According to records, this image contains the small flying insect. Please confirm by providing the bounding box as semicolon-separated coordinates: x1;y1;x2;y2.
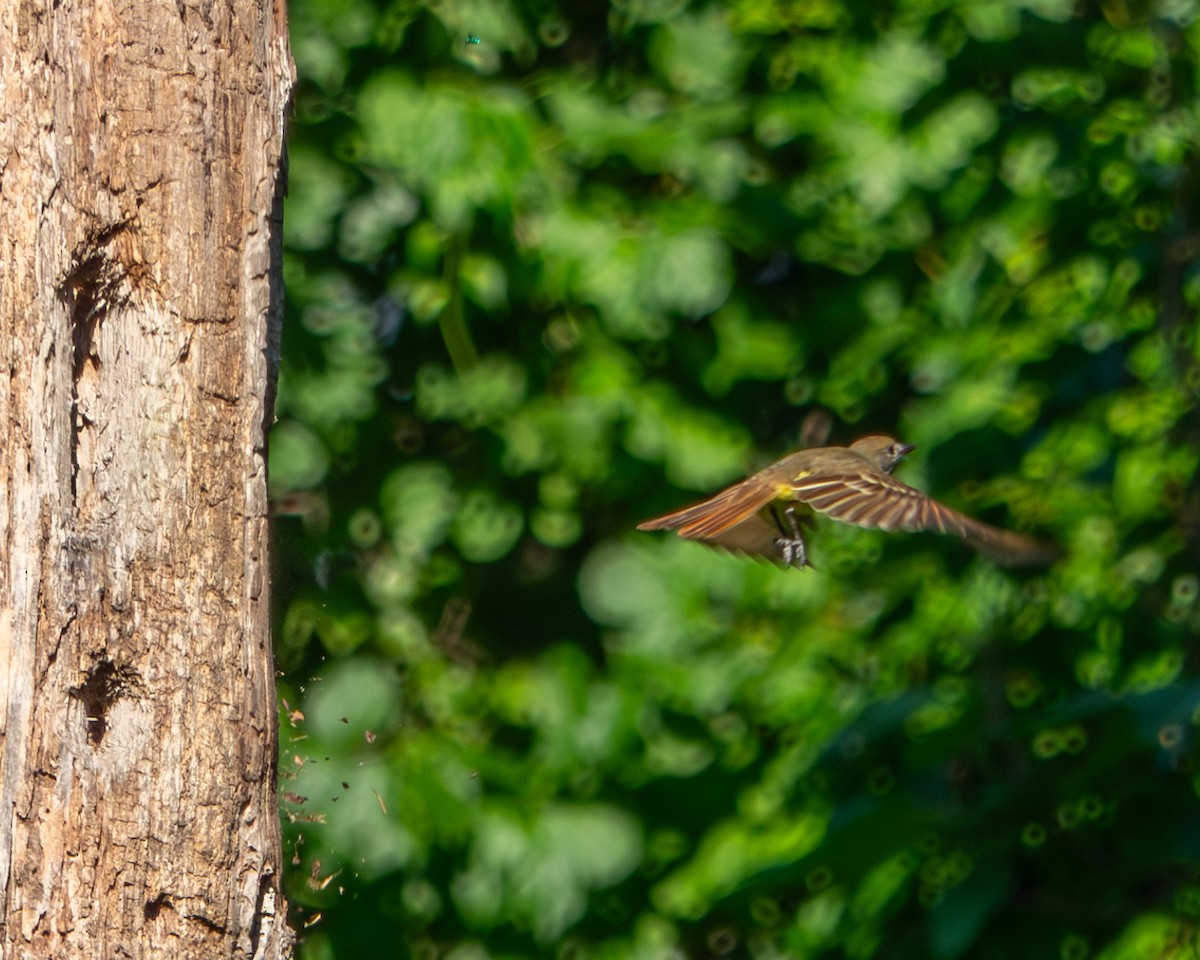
466;35;481;45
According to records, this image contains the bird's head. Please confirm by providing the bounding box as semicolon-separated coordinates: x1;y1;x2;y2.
848;434;915;474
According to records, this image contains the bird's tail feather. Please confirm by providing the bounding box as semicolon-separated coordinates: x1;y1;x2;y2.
637;480;778;540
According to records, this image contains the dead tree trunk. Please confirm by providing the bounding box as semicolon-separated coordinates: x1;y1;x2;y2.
0;1;293;957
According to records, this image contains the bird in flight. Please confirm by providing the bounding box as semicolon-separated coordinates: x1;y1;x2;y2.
637;435;1059;568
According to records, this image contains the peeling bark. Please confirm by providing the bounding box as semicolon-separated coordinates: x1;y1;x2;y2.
0;1;294;957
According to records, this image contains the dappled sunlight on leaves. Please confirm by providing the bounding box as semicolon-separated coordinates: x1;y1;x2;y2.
276;0;1200;956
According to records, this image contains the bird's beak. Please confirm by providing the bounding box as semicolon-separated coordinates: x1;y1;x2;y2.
897;443;915;457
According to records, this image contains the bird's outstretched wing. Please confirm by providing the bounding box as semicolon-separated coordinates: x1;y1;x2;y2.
790;469;970;534
790;469;1060;567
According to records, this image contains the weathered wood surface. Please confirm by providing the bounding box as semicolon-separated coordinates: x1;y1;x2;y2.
0;1;293;956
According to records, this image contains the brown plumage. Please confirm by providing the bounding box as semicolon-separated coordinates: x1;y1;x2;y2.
637;435;1060;569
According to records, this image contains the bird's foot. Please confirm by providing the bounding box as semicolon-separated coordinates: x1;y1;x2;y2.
774;534;809;568
774;506;809;568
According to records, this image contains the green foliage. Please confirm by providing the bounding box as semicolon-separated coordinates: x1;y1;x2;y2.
275;1;1200;958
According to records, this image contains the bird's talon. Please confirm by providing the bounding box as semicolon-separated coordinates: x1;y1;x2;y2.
774;535;808;568
771;506;810;567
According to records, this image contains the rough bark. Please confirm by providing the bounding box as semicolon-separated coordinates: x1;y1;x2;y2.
0;1;293;957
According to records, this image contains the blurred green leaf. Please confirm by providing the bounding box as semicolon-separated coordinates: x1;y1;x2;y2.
276;2;1200;958
269;420;330;494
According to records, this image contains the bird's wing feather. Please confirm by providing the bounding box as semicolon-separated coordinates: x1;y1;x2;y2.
790;469;1061;566
957;519;1065;567
790;470;973;535
703;514;791;561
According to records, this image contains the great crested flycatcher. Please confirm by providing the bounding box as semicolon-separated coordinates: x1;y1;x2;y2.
637;434;1059;568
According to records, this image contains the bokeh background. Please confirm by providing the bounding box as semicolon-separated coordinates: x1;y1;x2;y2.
272;2;1200;957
